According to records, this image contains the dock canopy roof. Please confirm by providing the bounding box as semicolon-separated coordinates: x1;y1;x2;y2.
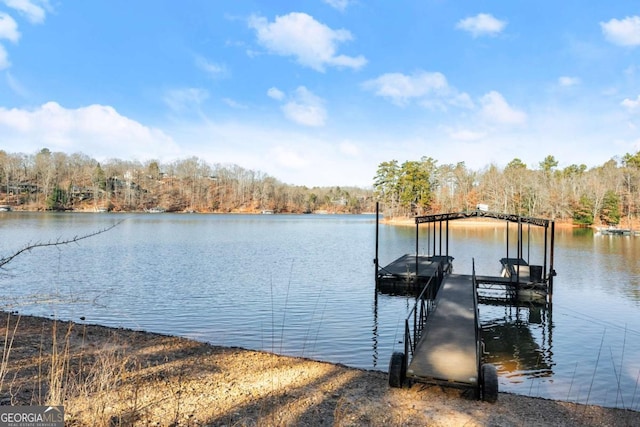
414;210;552;228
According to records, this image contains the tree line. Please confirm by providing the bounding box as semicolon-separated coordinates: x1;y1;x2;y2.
2;148;640;227
373;152;640;227
0;149;372;214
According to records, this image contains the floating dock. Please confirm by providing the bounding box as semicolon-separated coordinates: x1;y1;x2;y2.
596;227;635;236
376;254;452;294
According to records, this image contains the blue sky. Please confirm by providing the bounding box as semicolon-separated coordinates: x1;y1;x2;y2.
1;1;640;187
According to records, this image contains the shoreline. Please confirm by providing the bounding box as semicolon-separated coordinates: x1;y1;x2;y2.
2;208;632;231
1;312;638;426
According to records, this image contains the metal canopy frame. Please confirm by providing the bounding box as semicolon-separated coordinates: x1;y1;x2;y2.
413;210;556;293
415;210;552;228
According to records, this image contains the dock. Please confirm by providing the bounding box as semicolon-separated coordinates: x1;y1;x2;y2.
407;274;478;386
596;227;635;236
375;208;556;303
378;206;557;402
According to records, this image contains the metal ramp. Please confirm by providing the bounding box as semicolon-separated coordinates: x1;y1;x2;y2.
407;274;478;386
388;263;498;402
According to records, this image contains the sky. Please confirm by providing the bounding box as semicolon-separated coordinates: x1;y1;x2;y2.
1;1;640;187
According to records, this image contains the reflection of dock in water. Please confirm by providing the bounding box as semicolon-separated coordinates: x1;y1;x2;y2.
481;303;553;380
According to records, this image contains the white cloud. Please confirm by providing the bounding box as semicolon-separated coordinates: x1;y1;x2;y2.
0;44;9;69
323;0;350;12
449;129;486;141
0;102;180;160
1;0;49;24
621;95;640;110
0;12;20;42
0;1;50;70
195;55;228;78
479;91;527;125
248;12;366;72
601;16;640;47
456;13;506;38
163;88;209;112
267;87;285;100
269;146;309;170
449;92;475;109
222;98;247;109
339;140;360;156
6;70;28;96
362;71;448;105
166;120;372;186
558;76;581;87
281;86;327;127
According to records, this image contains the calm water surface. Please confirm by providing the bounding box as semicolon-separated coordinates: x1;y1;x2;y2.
0;212;639;410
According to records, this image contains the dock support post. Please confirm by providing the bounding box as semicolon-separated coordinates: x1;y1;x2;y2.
526;223;531;264
506;220;510;264
549;221;555;300
375;202;379;289
432;222;436;256
415;220;419;280
515;218;522;300
446;220;450;258
543;223;549;284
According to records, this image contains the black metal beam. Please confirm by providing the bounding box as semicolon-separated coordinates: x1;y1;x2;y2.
415;210;551;228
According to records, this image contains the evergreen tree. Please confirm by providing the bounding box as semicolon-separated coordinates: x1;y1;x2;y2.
93;163;107;191
573;195;594;226
46;186;68;210
600;190;621;226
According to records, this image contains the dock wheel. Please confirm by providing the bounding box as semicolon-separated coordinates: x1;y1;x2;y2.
481;363;498;403
388;352;406;388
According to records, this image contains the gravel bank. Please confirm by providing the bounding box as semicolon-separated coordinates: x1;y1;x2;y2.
1;313;638;426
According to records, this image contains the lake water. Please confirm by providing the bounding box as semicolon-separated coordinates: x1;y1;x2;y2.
0;212;639;410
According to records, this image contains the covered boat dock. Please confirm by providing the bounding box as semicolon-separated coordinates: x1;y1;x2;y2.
379;208;557;402
375;209;556;304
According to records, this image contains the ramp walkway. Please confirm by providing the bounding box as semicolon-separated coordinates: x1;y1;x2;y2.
407;274;479;385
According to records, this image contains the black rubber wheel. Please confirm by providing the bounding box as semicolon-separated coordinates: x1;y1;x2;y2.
388;351;406;388
481;363;498;403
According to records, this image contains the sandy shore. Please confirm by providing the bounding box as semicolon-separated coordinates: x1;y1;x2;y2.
0;313;638;426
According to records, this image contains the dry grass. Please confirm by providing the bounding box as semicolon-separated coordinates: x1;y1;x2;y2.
1;312;638;426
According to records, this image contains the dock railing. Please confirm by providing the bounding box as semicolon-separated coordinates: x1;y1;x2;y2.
403;273;438;364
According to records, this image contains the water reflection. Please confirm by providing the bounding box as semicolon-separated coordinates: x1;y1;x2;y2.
571;227;593;238
372;292;379;367
481;302;554;383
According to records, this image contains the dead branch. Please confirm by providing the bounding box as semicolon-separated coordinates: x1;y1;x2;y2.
0;220;123;269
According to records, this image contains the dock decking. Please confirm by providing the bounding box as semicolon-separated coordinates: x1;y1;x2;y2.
407;274;478;386
376;254;452;293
